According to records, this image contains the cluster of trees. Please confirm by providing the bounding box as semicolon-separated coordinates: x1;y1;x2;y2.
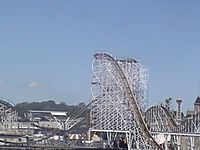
14;100;86;117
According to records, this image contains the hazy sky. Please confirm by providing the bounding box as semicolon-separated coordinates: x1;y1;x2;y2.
0;1;200;111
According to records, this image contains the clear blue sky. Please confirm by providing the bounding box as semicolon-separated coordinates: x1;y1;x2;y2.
0;1;200;111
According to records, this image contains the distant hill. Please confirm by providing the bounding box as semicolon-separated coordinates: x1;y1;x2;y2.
14;100;86;118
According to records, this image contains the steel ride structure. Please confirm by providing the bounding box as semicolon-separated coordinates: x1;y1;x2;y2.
145;103;200;149
90;53;200;150
34;112;85;131
1;53;200;149
90;53;162;149
0;97;17;133
0;98;87;146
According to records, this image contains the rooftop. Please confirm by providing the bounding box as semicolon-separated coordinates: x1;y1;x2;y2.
195;96;200;104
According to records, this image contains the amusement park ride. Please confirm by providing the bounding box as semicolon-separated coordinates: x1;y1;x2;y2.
0;53;200;149
90;53;200;150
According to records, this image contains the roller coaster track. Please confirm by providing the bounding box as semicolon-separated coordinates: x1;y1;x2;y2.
0;97;17;134
94;53;163;149
160;105;179;127
180;111;200;133
145;105;179;133
0;103;91;145
0;97;15;110
146;104;200;134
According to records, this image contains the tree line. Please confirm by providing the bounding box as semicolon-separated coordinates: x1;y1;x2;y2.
14;100;86;118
